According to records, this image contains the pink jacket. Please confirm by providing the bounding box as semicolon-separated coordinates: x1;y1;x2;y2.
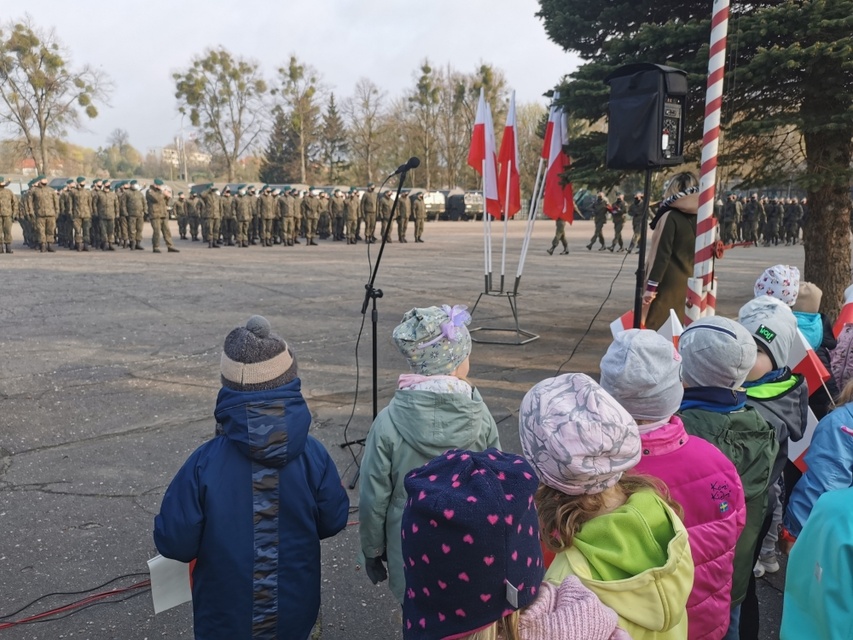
634;416;746;640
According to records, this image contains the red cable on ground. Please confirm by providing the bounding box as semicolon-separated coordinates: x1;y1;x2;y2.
0;580;151;630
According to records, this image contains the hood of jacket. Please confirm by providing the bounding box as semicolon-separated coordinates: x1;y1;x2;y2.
387;386;491;458
213;379;311;468
547;490;693;635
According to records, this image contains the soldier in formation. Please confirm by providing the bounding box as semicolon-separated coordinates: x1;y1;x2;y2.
345;188;359;244
331;189;346;241
608;192;627;252
396;191;409;243
411;191;427;243
146;178;179;253
784;198;803;245
586;192;608;251
626;192;645;254
378;190;394;242
0;177;18;254
360;183;377;242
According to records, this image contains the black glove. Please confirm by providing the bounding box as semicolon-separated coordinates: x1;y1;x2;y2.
364;555;388;585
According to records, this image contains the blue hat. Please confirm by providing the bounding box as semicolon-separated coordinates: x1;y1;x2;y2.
154;178;164;186
401;449;544;639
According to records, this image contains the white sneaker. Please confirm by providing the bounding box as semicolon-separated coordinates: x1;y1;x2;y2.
758;553;780;574
753;560;766;578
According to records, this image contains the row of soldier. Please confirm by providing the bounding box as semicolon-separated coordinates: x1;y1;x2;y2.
0;178;430;254
169;183;429;248
718;194;806;246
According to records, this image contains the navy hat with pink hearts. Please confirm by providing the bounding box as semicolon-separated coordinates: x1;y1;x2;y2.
401;448;544;639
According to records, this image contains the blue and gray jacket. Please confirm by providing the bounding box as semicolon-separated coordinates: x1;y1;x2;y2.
154;380;349;640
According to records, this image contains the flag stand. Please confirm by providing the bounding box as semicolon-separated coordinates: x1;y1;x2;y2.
468;289;539;345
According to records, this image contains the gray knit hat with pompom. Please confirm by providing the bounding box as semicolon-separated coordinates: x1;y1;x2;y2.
220;315;298;391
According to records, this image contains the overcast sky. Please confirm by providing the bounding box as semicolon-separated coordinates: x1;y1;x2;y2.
2;0;580;154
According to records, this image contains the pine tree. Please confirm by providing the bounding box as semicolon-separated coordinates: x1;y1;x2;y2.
320;94;349;183
259;107;290;184
539;0;853;315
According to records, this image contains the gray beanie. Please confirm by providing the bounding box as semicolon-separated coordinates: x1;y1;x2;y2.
600;329;684;422
738;296;798;370
678;316;757;389
220;315;298;391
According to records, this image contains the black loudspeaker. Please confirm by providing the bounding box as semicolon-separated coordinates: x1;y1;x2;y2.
604;63;688;170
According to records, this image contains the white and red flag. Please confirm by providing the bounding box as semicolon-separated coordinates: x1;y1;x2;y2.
467;88;501;218
542;101;574;222
497;91;521;218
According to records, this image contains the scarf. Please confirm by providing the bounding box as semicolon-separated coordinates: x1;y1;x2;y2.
680;386;747;413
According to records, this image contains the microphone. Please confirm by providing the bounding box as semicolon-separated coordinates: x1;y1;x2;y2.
392;157;420;176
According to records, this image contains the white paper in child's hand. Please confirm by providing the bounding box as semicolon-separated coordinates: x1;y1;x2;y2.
147;554;192;614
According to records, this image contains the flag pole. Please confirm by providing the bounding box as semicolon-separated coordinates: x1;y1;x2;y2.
483;159;494;292
500;160;511;294
481;161;489;294
514;157;545;295
686;0;729;323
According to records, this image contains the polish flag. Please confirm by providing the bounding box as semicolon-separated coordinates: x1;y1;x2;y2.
788;328;831;397
467;88;501;218
542;101;574;222
497;91;521;218
610;310;635;338
834;284;853;337
788;407;819;473
657;309;684;349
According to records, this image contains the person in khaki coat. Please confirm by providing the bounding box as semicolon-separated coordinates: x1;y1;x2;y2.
0;177;18;254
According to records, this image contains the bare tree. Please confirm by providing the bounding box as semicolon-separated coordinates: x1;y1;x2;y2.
0;16;110;175
344;78;387;184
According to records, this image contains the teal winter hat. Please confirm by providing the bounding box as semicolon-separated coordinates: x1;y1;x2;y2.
393;305;472;376
154;178;164;186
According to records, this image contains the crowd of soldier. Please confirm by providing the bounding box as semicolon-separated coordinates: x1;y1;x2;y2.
0;178;431;255
576;191;807;257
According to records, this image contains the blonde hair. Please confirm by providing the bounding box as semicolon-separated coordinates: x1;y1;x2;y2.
837;378;853;406
456;612;521;640
537;474;684;552
662;172;698;199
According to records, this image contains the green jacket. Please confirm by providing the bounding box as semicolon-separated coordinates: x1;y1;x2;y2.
358;385;500;602
545;490;694;640
679;406;778;605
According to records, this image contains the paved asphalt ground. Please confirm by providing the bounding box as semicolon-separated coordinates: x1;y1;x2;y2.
0;219;790;639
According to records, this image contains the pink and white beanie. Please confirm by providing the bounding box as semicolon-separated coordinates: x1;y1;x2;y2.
754;264;801;306
519;373;641;496
401;448;544;639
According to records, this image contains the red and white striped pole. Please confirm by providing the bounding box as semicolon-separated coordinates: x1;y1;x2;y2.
686;0;730;323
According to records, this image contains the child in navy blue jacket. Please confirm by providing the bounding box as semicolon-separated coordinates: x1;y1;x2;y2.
154;316;349;640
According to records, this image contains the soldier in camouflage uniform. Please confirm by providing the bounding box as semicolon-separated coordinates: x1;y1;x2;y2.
90;180;103;250
98;180;118;250
608;193;627;252
32;176;58;252
330;189;345;241
720;194;741;245
221;186;237;246
174;192;188;239
124;180;147;250
360;183;378;242
147;179;178;253
301;189;319;246
18;180;35;249
586;192;608;251
188;192;201;241
396;191;410;243
234;187;252;247
626;193;644;254
345;189;359;244
412;191;426;243
378;190;394;242
547;219;569;255
742;194;763;245
763;197;782;246
0;177;17;254
116;183;129;247
317;192;331;239
784;198;803;245
69;177;93;251
288;189;301;245
58;180;73;248
201;185;222;248
258;185;276;246
276;188;289;245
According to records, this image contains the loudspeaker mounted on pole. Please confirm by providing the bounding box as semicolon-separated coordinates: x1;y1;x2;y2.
604;63;688;170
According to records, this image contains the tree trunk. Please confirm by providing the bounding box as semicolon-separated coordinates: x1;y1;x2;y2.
802;127;853;319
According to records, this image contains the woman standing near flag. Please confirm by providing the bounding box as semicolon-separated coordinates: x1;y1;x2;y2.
642;172;699;330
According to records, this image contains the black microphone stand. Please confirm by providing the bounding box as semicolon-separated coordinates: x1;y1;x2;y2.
341;164;413;489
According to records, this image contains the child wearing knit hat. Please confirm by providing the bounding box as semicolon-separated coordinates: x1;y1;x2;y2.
677;316;778;640
519;373;694;640
601;330;746;640
154;316;349;640
359;304;500;603
738;297;808;585
401;448;630;640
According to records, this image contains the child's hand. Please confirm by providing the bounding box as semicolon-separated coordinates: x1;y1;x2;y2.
365;555;388;584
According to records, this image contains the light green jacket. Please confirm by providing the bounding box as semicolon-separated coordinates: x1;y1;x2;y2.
358;386;500;602
546;490;694;640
